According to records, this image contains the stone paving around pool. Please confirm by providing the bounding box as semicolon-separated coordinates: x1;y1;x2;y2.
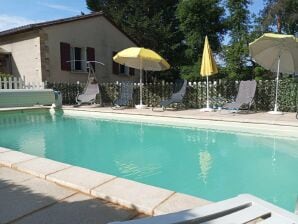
0;147;211;224
62;106;298;127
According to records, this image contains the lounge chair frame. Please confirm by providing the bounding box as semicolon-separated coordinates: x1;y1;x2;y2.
109;194;298;224
112;81;134;109
222;80;257;113
153;79;187;111
75;63;101;106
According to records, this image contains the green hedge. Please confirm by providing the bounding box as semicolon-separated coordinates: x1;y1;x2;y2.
46;82;84;105
46;79;298;112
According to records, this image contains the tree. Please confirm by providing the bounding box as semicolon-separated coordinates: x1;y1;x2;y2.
260;0;298;34
176;0;226;80
222;0;252;80
86;0;185;81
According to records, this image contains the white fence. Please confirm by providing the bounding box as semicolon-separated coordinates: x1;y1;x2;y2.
0;77;45;90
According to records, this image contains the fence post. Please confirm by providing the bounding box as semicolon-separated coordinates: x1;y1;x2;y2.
3;77;7;89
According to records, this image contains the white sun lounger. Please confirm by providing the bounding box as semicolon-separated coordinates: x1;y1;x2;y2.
0;89;55;107
76;81;99;105
109;194;298;224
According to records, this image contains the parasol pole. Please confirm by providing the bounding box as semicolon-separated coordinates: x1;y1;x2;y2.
274;55;280;113
206;75;210;109
139;58;143;106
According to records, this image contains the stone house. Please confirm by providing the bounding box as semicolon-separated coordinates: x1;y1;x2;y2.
0;12;139;84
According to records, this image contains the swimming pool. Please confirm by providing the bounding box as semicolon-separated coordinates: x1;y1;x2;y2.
0;109;297;211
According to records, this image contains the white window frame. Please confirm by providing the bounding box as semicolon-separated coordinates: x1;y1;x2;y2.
70;46;87;73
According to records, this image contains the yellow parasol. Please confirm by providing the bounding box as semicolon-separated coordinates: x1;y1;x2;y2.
200;36;218;112
113;47;170;109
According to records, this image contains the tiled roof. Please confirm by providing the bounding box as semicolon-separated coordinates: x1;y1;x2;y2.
0;12;104;37
0;12;138;45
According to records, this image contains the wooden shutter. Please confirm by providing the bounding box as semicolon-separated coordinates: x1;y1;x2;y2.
112;51;119;75
60;42;71;71
87;47;95;72
129;68;135;76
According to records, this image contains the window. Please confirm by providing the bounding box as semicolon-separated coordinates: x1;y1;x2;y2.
87;47;95;72
60;42;95;73
120;64;125;74
74;47;82;71
112;51;135;76
71;47;87;72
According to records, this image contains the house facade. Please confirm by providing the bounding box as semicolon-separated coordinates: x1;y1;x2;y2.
0;12;139;84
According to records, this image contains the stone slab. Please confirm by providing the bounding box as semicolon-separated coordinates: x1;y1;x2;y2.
14;193;137;224
0;167;34;189
0;147;10;153
0;177;75;223
14;157;71;179
154;192;211;215
91;178;174;215
47;166;115;194
0;150;36;167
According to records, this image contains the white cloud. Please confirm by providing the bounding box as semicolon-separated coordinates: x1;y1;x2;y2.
38;2;80;13
0;15;38;31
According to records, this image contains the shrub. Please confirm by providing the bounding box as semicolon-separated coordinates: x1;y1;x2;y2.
46;79;298;112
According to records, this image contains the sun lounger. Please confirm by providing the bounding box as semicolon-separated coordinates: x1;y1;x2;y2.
0;89;55;107
223;80;257;112
109;194;298;224
154;79;187;111
75;79;100;106
113;81;134;109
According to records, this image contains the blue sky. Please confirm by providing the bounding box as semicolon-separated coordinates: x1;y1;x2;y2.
0;0;265;31
0;0;89;31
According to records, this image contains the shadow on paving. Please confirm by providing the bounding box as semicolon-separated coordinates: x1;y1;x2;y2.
0;177;138;224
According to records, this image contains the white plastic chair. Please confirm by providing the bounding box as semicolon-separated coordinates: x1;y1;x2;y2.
109;194;298;224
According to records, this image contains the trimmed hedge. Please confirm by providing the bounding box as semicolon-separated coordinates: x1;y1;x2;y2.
46;79;298;112
46;82;84;105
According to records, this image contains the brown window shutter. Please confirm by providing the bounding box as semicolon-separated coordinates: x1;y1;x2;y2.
87;47;95;72
60;42;71;71
129;68;135;76
112;51;119;75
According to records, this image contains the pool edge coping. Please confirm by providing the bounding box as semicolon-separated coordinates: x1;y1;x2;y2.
0;147;212;215
1;106;298;128
62;108;298;138
62;107;298;128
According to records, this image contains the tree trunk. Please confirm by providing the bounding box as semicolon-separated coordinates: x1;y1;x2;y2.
277;14;282;33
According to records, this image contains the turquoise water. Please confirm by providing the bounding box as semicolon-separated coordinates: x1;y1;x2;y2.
0;110;298;211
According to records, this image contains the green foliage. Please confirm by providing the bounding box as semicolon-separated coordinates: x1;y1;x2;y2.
87;0;185;80
48;80;298;112
180;63;200;81
260;0;298;34
0;72;11;79
176;0;226;64
86;0;297;82
222;0;252;80
46;82;84;105
253;66;267;80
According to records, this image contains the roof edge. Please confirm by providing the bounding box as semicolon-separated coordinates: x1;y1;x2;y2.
0;12;139;46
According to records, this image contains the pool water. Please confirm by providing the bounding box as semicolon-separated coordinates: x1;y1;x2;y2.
0;110;297;211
